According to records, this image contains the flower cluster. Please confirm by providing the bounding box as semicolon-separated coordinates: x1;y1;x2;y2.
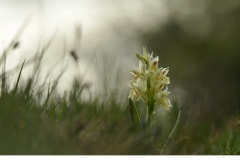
129;47;172;111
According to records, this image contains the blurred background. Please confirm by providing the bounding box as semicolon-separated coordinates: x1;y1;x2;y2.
0;0;169;95
0;0;240;132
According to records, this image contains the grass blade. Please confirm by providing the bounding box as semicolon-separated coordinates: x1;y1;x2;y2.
158;110;181;152
1;50;7;96
13;59;26;94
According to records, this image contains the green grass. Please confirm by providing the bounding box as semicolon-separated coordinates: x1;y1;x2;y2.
0;43;239;155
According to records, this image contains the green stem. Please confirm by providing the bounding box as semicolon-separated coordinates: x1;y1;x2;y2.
146;77;155;132
146;108;151;124
146;99;154;132
146;111;152;132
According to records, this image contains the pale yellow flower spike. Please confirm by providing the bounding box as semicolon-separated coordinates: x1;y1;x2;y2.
129;47;172;112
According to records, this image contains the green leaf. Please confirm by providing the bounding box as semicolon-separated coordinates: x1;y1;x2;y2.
129;98;142;128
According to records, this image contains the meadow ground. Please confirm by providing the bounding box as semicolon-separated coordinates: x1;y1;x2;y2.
0;49;239;155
